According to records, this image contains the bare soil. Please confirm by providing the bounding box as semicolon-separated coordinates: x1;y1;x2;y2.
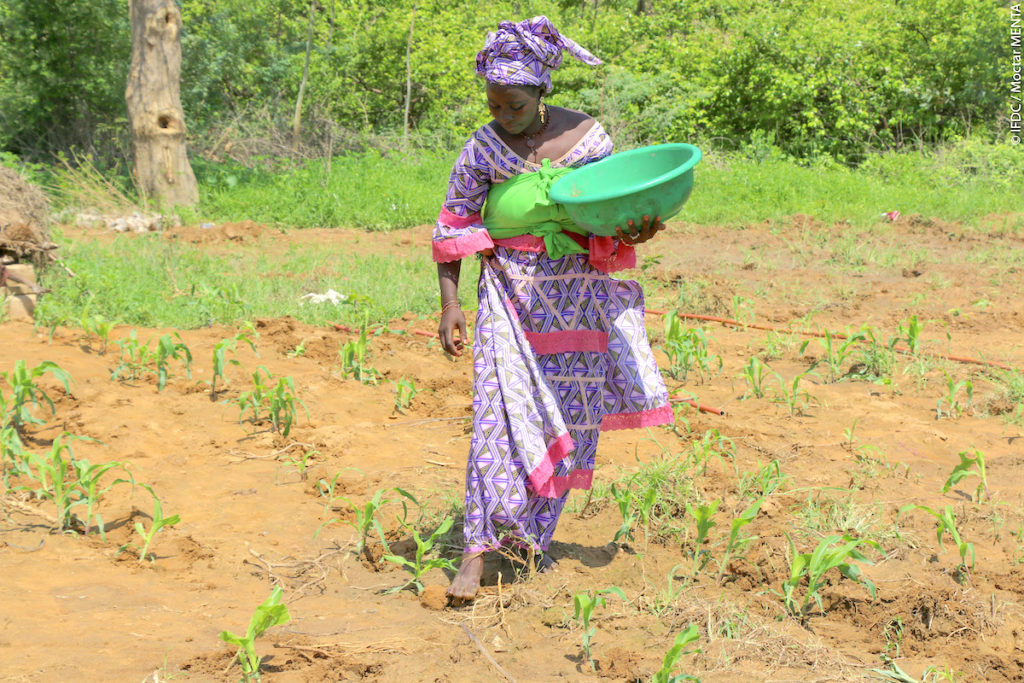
2;216;1024;682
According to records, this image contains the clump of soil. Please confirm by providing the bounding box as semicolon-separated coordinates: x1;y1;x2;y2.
0;166;53;270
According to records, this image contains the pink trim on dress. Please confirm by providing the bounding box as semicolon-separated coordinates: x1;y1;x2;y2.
525;330;609;354
493;235;547;252
438;207;483;230
526;432;574;496
432;229;495;262
600;403;674;431
534;469;594;497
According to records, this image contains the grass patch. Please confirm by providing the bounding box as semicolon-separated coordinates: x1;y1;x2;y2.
35;229;478;329
173;138;1024;232
184;150;453;231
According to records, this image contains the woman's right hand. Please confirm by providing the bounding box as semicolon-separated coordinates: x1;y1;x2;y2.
439;306;467;357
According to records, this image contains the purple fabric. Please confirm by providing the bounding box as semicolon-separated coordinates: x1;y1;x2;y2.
475;16;601;91
434;121;670;555
462;246;670;553
432;121;612;250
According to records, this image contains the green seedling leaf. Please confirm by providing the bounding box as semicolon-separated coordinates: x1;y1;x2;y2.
219;586;291;680
652;624;702;683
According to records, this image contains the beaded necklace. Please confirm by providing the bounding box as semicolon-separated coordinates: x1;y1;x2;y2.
520;102;550;148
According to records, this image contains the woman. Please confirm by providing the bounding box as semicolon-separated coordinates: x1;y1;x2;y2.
433;16;671;600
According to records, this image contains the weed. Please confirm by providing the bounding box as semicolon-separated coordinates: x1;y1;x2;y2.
606;449;697;546
899;504;974;581
819;329;866;382
1;360;73;432
731;295;754;323
851;326;898;385
383;516;457;594
651;624;701;683
985;369;1024;426
761;331;796;361
661;315;721;383
573;587;626;670
935;372;973;420
941;449;987;503
391;377;421;414
219;586;291;682
737;460;788;501
687;429;736;477
882;616;906;660
775;533;880;623
771;367;820;416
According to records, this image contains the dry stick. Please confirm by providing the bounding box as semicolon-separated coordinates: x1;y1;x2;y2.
649;309;1017;371
460;624;516;683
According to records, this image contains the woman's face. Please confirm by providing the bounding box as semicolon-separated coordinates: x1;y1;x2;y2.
486;83;541;135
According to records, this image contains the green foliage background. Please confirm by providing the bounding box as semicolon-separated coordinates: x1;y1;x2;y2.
0;0;1012;163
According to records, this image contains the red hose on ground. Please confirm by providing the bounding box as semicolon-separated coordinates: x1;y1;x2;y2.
646;309;1016;372
671;398;725;416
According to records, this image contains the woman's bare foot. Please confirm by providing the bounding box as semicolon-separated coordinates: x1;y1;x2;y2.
447;552;485;600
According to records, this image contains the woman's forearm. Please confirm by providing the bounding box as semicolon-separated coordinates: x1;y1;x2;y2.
437;260;462;305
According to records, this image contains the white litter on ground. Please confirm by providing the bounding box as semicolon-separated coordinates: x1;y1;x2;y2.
299;289;349;306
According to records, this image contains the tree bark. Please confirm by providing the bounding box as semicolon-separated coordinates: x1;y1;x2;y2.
293;0;317;156
402;3;417;149
126;0;198;208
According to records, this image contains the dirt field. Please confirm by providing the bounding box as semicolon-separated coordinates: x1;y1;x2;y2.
2;216;1024;682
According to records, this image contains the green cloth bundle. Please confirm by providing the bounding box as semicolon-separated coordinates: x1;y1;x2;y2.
483;159;589;260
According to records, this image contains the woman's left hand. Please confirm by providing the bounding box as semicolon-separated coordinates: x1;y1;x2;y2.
615;214;664;246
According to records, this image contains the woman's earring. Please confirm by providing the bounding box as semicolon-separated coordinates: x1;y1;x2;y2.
537;101;548;125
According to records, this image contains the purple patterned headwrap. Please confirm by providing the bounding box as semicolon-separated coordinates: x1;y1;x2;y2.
475;16;602;92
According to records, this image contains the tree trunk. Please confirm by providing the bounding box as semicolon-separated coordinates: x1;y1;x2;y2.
126;0;198;208
293;0;317;156
402;3;416;149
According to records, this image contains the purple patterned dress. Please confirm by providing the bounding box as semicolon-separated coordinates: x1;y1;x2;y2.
433;122;671;555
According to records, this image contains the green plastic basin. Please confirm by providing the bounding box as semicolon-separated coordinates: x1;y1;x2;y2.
549;143;702;236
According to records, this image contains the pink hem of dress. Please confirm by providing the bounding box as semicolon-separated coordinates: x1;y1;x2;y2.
432;229;495;262
525;330;609;354
526;432;574;496
532;468;594;498
600;403;674;431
